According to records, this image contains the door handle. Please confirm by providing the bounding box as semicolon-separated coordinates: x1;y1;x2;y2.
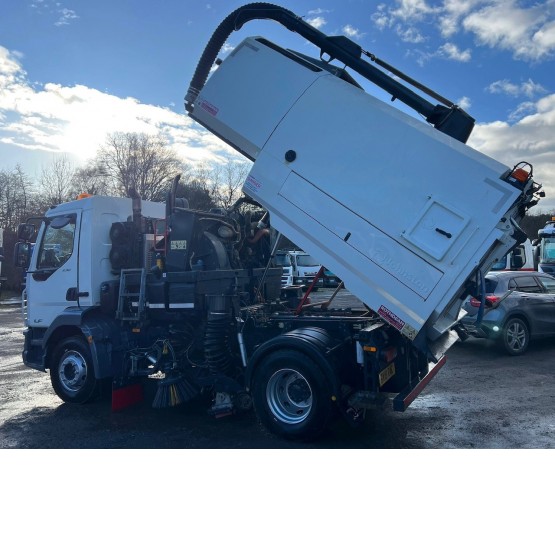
66;288;89;301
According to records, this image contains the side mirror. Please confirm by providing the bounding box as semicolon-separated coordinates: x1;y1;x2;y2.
13;242;31;269
17;223;36;241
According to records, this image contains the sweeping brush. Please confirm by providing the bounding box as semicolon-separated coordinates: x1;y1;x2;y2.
152;373;199;409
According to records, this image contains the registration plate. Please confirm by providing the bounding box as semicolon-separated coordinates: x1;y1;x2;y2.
379;363;396;387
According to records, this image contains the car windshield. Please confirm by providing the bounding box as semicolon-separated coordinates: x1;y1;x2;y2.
540;238;555;263
297;254;319;266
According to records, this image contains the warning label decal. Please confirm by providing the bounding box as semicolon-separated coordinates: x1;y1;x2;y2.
245;174;262;193
199;100;218;117
377;305;405;332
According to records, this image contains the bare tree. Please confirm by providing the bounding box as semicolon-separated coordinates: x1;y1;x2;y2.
95;132;183;201
69;161;112;197
38;156;75;206
206;157;251;209
0;165;33;231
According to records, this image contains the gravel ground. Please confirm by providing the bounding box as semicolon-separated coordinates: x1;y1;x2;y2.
1;293;555;449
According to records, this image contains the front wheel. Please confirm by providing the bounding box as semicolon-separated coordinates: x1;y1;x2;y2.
50;336;98;403
500;317;529;356
252;349;334;440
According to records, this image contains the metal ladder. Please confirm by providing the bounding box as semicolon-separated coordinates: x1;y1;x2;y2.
116;268;146;321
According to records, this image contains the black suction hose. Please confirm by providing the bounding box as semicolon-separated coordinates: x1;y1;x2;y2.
185;3;294;112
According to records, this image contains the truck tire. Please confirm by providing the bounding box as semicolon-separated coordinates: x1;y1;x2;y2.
252;349;334;440
50;336;98;403
500;317;529;356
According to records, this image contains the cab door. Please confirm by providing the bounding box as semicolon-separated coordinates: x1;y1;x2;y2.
27;211;81;328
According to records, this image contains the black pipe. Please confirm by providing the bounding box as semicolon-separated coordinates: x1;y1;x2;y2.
166;173;181;220
128;187;143;232
185;3;475;142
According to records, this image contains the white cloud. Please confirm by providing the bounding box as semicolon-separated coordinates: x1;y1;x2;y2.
411;42;470;65
372;1;436;42
342;24;364;40
30;2;80;27
371;5;390;30
55;8;78;26
458;96;472;111
221;42;234;54
306;16;326;29
0;45;235;167
437;42;471;62
396;25;427;43
508;101;537;122
373;1;555;61
438;0;484;38
468;93;555;211
463;1;555;61
308;8;332;16
390;0;438;22
487;79;546;98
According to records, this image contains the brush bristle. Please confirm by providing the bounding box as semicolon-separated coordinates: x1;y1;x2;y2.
152;375;199;409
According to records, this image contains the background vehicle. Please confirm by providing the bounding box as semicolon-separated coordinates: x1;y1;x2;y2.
274;250;293;287
536;217;555;275
288;251;323;289
461;271;555;355
323;267;342;288
490;239;536;271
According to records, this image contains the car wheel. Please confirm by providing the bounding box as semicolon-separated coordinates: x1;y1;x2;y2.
500;317;529;356
50;336;98;403
252;349;334;440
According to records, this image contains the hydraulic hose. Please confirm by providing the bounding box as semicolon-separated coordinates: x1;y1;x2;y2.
204;296;235;377
204;314;235;376
476;269;486;327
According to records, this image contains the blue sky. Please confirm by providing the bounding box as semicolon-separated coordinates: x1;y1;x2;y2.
1;0;555;210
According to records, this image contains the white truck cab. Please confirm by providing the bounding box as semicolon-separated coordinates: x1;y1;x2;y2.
23;195;164;328
274;250;293;287
288;251;323;288
490;239;536;271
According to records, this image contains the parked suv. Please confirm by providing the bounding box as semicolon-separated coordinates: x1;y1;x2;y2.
461;271;555;355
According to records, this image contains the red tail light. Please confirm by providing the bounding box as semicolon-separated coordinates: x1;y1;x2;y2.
469;295;500;308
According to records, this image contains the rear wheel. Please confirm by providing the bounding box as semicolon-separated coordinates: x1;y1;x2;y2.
50;336;98;403
252;349;334;440
500;317;529;356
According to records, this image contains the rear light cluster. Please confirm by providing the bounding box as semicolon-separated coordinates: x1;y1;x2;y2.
469;295;501;308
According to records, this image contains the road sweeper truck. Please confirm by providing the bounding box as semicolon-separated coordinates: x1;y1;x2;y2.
13;4;543;439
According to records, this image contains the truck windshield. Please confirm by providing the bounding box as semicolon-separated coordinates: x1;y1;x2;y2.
540;238;555;264
274;254;292;266
37;215;76;269
491;255;507;271
297;254;319;266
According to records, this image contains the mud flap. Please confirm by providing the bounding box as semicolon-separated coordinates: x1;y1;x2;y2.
112;377;144;412
392;356;447;412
